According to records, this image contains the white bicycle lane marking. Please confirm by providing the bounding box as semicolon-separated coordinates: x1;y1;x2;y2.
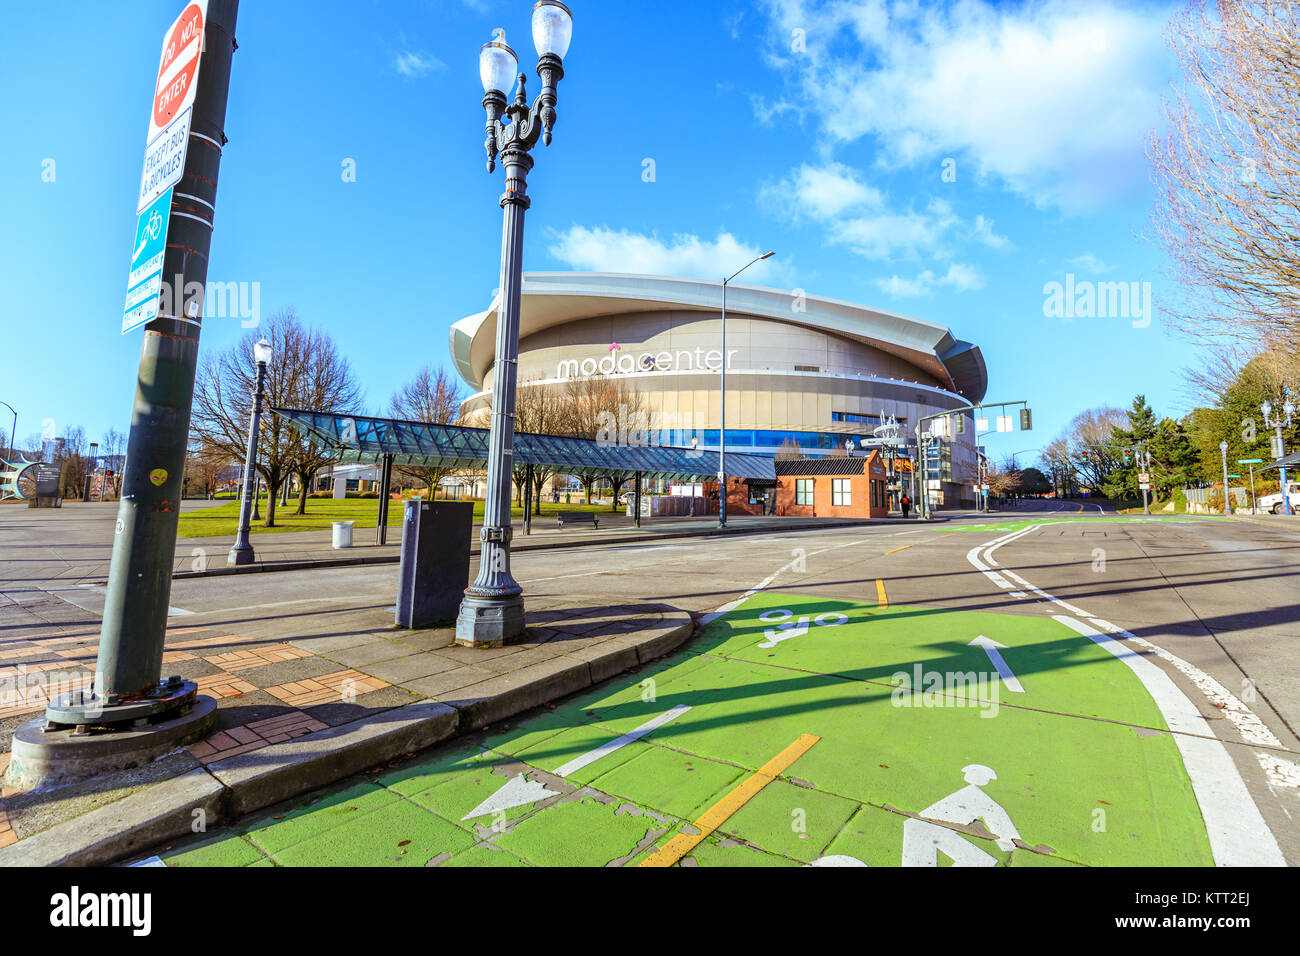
966;521;1290;867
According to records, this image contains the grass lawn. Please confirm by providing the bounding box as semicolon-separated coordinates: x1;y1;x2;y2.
176;496;615;538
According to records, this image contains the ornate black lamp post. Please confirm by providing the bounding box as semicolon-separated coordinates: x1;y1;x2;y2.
228;337;273;565
456;1;573;648
1262;397;1294;516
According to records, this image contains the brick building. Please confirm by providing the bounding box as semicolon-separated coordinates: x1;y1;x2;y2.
705;451;890;519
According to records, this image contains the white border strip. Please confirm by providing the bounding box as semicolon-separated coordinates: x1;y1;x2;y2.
1054;614;1284;867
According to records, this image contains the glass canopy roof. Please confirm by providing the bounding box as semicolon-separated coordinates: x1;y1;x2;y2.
271;408;776;481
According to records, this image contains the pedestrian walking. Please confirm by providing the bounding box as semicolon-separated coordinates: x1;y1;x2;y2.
901;494;911;518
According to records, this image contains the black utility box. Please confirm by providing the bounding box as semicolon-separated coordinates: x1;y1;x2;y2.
395;499;472;627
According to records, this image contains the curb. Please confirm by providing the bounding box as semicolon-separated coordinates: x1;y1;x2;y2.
167;516;945;581
0;612;696;867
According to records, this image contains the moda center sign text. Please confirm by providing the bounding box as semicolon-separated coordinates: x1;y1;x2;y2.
557;347;738;379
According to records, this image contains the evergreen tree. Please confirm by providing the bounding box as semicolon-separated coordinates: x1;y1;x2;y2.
1104;396;1158;500
1149;417;1203;496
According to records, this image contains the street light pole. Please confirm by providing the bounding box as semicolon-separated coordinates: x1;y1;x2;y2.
1220;440;1231;516
228;339;272;565
457;2;572;648
1262;398;1294;517
0;400;15;462
718;250;773;529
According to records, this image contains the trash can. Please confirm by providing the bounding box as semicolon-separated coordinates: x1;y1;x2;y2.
332;520;354;548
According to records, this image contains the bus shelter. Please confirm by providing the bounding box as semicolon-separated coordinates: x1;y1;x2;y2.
270;407;777;540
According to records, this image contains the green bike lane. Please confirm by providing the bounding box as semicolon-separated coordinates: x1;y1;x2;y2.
156;584;1224;868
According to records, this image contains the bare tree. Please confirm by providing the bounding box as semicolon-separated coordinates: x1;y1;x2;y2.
775;437;803;461
560;374;647;509
388;365;462;497
55;426;89;498
286;327;364;514
1043;407;1128;493
184;437;234;498
192;309;360;526
1148;0;1300;375
512;378;566;515
101;427;127;497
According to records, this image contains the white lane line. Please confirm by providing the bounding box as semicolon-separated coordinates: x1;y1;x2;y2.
999;568;1090;616
970;527;1298;790
968;522;1297;860
969;636;1025;693
462;705;691;820
555;704;691;777
1085;616;1300;792
519;569;612;584
1054;615;1285;867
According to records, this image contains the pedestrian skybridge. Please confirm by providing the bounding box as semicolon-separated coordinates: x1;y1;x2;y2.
271;408;777;482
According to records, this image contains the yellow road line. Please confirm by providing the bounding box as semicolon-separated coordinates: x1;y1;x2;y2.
884;545;911;556
638;733;820;867
876;578;888;608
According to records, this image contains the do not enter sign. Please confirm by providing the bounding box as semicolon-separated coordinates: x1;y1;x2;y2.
150;1;206;140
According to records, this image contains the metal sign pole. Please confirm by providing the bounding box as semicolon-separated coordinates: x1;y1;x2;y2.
47;0;240;728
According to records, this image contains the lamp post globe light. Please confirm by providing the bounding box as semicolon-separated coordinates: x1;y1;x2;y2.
1220;439;1231;516
228;337;273;566
718;250;774;528
457;1;573;648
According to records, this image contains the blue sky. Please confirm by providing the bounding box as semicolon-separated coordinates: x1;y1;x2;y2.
0;0;1201;465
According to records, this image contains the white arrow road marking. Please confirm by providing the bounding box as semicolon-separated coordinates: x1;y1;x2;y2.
462;704;692;820
969;636;1024;693
461;773;558;820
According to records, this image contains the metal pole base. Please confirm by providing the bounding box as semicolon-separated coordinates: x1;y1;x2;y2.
9;693;215;793
44;676;199;729
227;544;255;566
455;591;525;648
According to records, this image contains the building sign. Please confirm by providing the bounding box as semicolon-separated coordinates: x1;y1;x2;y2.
35;464;61;498
557;348;737;379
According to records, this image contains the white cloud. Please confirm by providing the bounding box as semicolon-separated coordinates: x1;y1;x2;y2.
970;214;1010;249
394;50;444;78
547;226;791;284
761;163;1004;261
760;161;883;221
758;0;1173;210
1066;252;1116;274
874;263;985;299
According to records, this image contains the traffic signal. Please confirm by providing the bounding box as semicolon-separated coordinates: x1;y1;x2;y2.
1122;449;1131;463
1020;408;1032;430
954;415;965;434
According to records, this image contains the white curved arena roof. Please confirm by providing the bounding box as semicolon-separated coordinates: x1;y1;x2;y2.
448;272;987;401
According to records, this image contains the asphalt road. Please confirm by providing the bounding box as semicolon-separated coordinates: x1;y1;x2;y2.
130;500;1300;866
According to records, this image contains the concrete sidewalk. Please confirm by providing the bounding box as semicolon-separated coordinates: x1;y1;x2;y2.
0;577;695;865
